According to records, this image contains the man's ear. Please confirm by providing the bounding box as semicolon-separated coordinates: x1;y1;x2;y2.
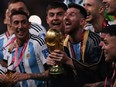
80;18;86;26
99;6;105;14
26;10;30;16
46;16;49;24
4;9;10;24
28;22;31;29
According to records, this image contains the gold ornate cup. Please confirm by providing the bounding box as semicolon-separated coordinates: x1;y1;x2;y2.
6;70;13;80
45;29;64;75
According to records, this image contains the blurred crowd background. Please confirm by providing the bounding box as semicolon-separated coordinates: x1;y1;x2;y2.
0;0;84;34
1;0;115;34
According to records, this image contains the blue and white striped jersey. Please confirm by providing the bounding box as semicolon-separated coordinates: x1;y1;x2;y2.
29;23;46;39
5;34;49;87
0;33;15;60
0;33;6;61
0;22;46;60
0;22;46;74
0;33;15;73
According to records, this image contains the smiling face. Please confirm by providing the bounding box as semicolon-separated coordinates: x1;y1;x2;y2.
46;8;65;33
83;0;103;22
63;7;84;34
102;0;116;15
11;14;30;40
6;2;29;25
102;34;116;62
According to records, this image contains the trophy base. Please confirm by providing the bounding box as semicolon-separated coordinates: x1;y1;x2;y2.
49;65;64;75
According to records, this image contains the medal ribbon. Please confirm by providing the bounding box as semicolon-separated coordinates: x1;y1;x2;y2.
110;70;115;87
5;30;10;39
104;76;108;87
104;70;115;87
2;37;16;50
12;38;29;70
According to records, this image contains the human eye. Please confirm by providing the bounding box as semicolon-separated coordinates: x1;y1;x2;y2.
70;13;76;17
104;40;108;46
14;21;19;25
58;12;64;17
22;20;27;24
10;9;17;13
86;3;92;7
49;13;54;17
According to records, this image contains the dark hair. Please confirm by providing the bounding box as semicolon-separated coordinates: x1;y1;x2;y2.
68;3;87;18
105;25;116;36
8;0;27;8
101;28;109;33
10;10;29;22
46;1;67;13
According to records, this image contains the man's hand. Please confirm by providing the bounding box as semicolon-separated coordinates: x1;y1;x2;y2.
12;72;30;83
0;74;14;87
46;50;73;66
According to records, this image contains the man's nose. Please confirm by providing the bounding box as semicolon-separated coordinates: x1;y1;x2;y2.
53;15;58;19
99;41;104;47
102;0;107;3
18;23;23;28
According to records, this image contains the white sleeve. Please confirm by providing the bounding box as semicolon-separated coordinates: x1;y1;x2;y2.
29;22;46;39
34;41;49;65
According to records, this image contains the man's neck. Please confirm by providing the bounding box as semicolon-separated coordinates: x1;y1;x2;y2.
7;25;14;35
16;39;24;47
16;36;29;47
92;16;105;33
69;28;83;43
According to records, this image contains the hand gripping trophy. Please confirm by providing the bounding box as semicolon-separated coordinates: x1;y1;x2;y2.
45;29;64;75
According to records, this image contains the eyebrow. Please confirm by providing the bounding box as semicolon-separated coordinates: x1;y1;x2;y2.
103;39;108;44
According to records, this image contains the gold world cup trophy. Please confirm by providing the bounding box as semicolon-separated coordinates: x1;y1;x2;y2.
45;29;64;75
6;70;14;79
